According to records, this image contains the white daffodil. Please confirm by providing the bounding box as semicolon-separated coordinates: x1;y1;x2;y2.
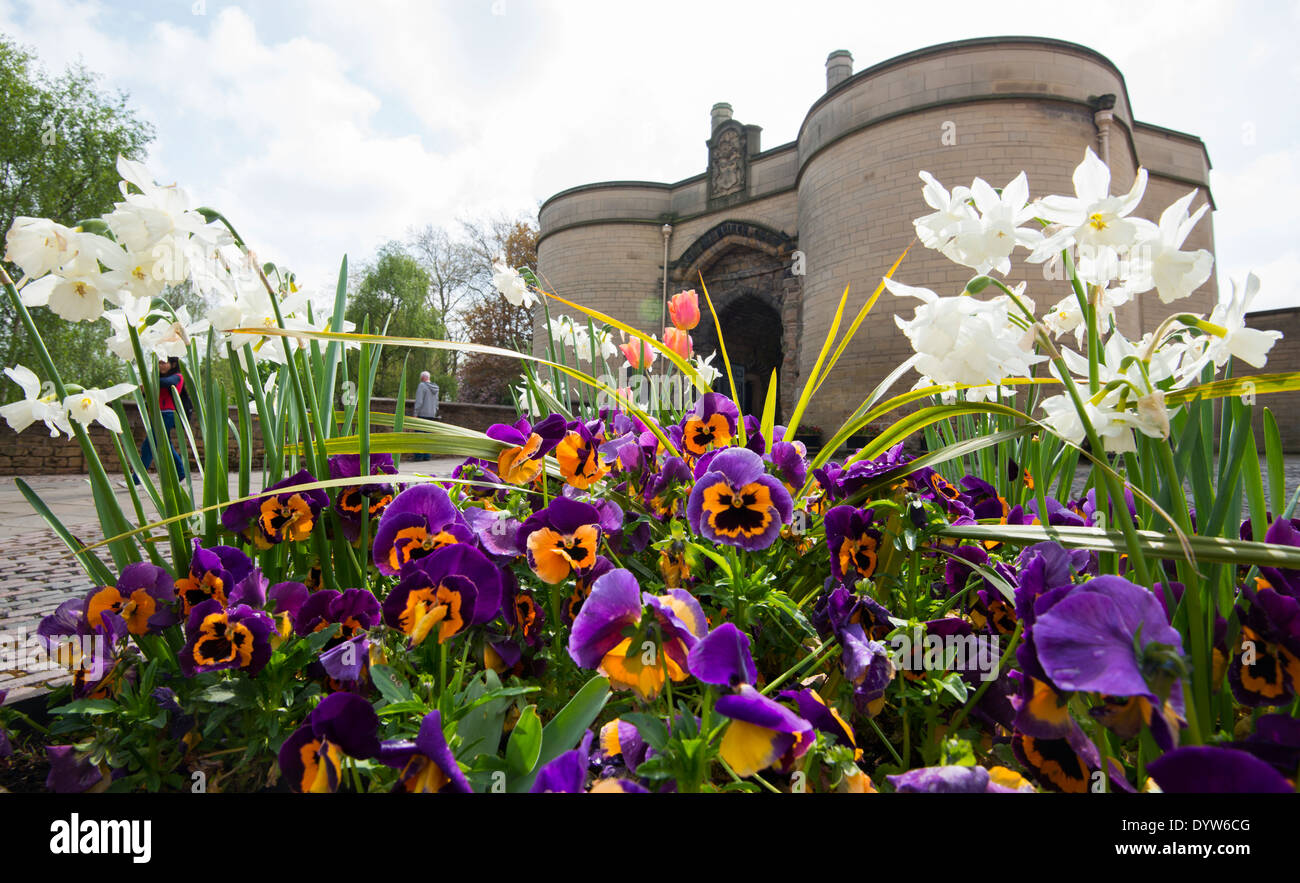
592;326;619;362
1040;284;1135;348
693;350;723;388
1039;390;1138;454
62;383;137;434
1205;273;1282;368
4;218;79;279
885;277;1045;389
948;172;1043;276
492;258;535;308
913;171;975;253
103;295;157;362
0;364;70;436
1029;148;1148;280
19;254;124;322
106;156;220;252
1123;190;1214;304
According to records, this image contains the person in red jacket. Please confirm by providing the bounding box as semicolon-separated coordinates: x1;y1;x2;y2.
136;357;191;484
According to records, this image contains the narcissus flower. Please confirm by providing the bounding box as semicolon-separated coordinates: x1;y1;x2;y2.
492;258;535;308
278;693;381;793
377;710;472;793
716;685;814;778
0;364;70;437
1205;273;1282;369
372;483;474;576
382;543;503;648
886;277;1045;389
179;600;274;677
1124;189;1214;303
687;446;793;550
668;289;701;330
62;383;137;433
85;562;177;636
947;172;1043;276
1029;147;1148;274
520;496;603;584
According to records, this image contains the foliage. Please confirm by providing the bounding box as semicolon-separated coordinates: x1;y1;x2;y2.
2;149;1300;797
0;35;154;396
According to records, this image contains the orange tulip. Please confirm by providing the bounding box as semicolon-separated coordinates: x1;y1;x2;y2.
663;327;693;359
668;289;701;330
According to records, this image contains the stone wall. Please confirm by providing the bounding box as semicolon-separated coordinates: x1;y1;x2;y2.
536;37;1219;438
1238;307;1300;453
0;398;516;475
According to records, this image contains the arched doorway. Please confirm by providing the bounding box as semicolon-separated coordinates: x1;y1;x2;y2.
672;221;800;422
693;294;782;417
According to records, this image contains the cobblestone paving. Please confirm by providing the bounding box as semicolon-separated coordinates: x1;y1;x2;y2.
0;458;462;704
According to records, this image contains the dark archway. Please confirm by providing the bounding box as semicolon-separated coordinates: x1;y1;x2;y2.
672;221;801;422
694;294;783;417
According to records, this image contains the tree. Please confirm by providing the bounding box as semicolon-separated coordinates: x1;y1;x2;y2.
0;35;155;397
406;223;476;374
345;242;455;399
456;217;538;404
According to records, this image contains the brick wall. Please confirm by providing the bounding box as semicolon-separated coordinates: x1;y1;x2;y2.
0;398;517;475
1237;307;1300;453
536;38;1219;439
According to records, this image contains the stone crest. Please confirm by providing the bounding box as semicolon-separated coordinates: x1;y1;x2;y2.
708;123;747;201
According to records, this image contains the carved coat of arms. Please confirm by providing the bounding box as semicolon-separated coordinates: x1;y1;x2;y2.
710;126;746;199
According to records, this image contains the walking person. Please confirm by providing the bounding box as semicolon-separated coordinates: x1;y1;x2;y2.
411;371;440;462
134;357;192;484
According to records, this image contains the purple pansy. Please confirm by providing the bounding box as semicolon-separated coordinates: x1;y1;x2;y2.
686;446;792;551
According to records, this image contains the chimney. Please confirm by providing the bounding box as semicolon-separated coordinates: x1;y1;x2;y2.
710;102;733;133
826;49;853;91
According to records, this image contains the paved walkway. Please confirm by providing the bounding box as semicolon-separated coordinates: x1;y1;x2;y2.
0;458;462;704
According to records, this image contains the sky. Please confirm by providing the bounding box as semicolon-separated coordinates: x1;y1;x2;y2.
2;0;1298;310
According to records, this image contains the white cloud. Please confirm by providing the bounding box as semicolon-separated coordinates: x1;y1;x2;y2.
0;0;1296;320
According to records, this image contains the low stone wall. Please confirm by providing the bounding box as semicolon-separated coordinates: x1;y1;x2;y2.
0;398;518;476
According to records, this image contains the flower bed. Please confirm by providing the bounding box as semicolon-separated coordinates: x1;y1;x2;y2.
0;150;1298;794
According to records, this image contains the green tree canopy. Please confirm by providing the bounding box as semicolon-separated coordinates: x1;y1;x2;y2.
0;34;155;397
346;242;455;399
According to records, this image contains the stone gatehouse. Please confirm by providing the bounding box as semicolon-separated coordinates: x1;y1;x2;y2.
535;36;1217;434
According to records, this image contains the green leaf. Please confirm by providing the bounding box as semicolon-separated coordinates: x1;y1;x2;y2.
48;698;118;716
509;675;609;792
370;664;415;704
506;705;543;777
621;712;670;753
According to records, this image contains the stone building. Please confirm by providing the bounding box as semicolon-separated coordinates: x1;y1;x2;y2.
535;36;1217;435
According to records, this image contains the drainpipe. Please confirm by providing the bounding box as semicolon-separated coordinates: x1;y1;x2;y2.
1090;93;1117;167
660;224;673;338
